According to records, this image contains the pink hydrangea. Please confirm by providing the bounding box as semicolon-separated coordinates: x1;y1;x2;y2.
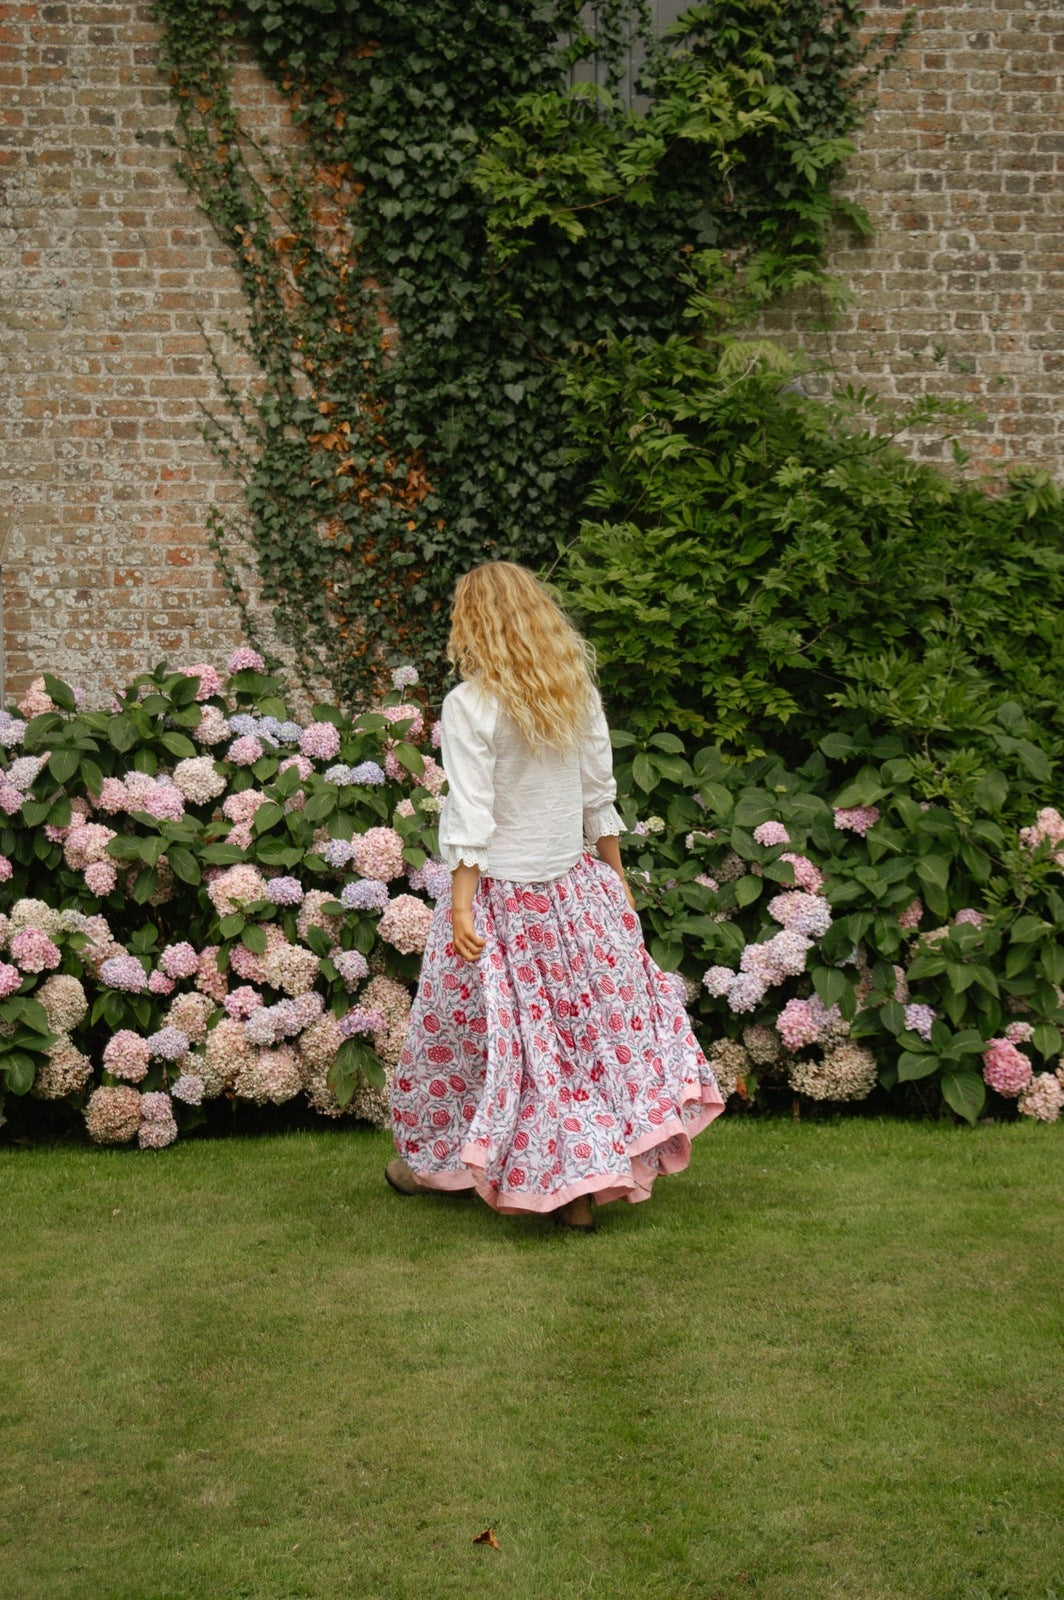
833;806;880;837
103;1030;151;1083
753;820;790;847
194;704;231;746
224;985;265;1020
194;948;228;1003
140;784;186;822
702;966;734;998
740;930;812;986
903;1003;936;1042
1004;1021;1034;1045
280;755;314;782
954;908;985;928
1017;1072;1064;1123
330;948;369;987
183;663;224;701
395;798;416;820
85;1085;142;1145
897;898;923;931
382;702;424;740
222;789;268;825
11;927;61;973
83;861;118;896
299;721;342;761
727;972;766;1015
0;962;22;998
777;998;823;1051
260;940;319;997
160;941;200;980
227;646;266;674
96;777;129;813
778;852;823;893
228;735;265;767
340;1006;388;1038
981;1037;1032;1098
148;970;176;996
63;821;116;870
352;826;406;882
207;864;268;916
767;892;832;939
0;781;24;817
416;755;447;796
18;678;54;718
391;665;419;690
173;756;226;804
1019;807;1064;852
378;893;434;955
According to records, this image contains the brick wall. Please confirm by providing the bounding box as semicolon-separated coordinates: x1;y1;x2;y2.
0;1;293;706
764;0;1064;475
0;2;1061;704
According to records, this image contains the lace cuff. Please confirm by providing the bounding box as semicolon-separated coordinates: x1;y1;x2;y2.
440;844;490;873
583;803;626;843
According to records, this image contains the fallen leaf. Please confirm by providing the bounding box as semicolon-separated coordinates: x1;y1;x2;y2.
473;1528;499;1548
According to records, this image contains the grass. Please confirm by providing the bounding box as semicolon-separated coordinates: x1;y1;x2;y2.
1;1118;1061;1600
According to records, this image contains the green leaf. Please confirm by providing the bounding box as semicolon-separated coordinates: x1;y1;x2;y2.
218;913;245;938
2;1052;37;1095
734;875;762;908
166;845;201;886
161;731;198;759
897;1050;938;1082
42;672;76;713
242;924;268;956
48;747;80;786
303;790;337;823
812;967;849;1009
1039;944;1064;986
393;741;425;779
973;770;1007;812
631;752;656;793
107;713;137;753
252;801;285;835
939;1068;985;1125
1032;1022;1062;1059
1010;915;1049;944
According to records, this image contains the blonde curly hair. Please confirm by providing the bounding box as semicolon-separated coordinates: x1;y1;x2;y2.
448;562;596;752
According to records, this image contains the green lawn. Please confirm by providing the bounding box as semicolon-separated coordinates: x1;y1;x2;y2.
1;1119;1061;1600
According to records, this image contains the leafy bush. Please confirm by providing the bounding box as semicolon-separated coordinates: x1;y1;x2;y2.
0;657;445;1146
610;725;1064;1125
559;334;1064;794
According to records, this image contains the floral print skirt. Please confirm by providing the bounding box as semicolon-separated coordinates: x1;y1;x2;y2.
390;853;724;1214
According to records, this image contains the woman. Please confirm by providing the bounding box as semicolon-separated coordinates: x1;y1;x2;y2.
386;562;723;1229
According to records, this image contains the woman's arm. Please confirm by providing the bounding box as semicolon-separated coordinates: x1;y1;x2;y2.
450;861;486;962
595;834;635;910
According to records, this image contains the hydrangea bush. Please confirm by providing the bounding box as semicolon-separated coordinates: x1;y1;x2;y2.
613;731;1064;1127
0;657;446;1148
2;658;1063;1146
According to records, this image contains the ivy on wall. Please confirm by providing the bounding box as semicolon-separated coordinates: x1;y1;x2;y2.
154;0;910;705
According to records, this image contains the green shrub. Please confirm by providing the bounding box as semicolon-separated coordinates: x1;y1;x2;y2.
559;334;1064;799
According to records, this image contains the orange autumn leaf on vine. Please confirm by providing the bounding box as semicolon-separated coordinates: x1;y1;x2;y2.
473;1528;499;1549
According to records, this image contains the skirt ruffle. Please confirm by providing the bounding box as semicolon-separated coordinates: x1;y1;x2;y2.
390;853;724;1215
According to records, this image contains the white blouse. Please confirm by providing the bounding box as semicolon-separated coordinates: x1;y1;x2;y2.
437;679;626;883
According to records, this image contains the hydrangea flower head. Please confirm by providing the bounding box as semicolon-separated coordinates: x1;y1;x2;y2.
753;821;789;847
833;806;880;837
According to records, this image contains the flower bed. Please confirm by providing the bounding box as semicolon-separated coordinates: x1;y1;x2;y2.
0;656;445;1147
1;660;1062;1145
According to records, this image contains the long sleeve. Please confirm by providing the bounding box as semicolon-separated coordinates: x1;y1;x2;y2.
580;690;626;843
437;684;499;873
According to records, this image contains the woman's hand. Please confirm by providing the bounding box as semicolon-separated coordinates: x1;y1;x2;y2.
450;863;485;961
451;905;486;963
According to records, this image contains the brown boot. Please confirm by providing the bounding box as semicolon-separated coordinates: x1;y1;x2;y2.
555;1195;596;1232
384;1157;430;1196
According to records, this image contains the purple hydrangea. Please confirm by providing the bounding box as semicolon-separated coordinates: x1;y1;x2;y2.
265;876;305;906
340;1006;387;1039
100;954;149;993
320;838;357;869
146;1027;190;1061
340;879;390;912
348;761;386;787
331;948;370;987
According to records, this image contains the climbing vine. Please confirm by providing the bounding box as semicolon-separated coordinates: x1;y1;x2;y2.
153;0;911;706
